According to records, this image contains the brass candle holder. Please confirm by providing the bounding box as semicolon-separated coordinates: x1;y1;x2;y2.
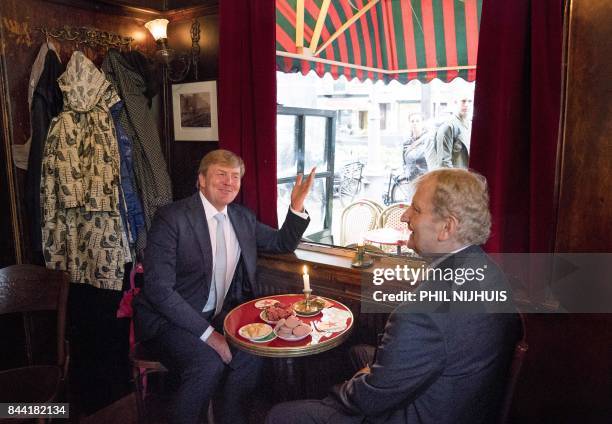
303;288;312;310
294;289;325;316
351;244;373;268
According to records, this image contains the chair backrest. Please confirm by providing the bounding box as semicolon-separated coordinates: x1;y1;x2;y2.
340;200;381;246
356;198;384;214
0;265;69;369
379;203;409;231
498;313;529;424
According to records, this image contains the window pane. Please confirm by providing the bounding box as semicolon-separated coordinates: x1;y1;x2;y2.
302;178;328;236
276;182;293;228
277;178;329;236
277;115;298;178
304;116;328;172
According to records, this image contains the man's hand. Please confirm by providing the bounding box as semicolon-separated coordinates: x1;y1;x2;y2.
206;331;232;364
290;167;316;212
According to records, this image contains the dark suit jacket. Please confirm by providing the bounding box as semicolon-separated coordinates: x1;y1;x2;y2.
133;193;309;342
330;245;520;424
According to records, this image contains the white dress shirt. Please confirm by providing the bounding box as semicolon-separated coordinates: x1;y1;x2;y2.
199;191;308;342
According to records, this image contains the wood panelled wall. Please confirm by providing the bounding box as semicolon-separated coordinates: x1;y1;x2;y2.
165;11;220;201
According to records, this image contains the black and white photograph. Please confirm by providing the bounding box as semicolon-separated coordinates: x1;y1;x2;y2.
172;80;218;141
179;92;211;128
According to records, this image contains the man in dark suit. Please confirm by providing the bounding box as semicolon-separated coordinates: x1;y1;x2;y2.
134;149;314;424
266;169;519;424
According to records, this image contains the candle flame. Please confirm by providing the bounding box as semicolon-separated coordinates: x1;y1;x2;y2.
303;265;308;275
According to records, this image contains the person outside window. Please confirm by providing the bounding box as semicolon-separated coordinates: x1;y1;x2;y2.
426;94;472;169
402;112;430;182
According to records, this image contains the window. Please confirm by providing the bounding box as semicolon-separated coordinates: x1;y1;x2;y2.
277;107;335;241
277;71;474;252
379;103;390;130
358;111;368;131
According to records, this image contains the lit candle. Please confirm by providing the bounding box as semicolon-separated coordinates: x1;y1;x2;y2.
302;265;311;291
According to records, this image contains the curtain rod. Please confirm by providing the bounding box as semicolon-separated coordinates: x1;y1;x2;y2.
276;51;476;75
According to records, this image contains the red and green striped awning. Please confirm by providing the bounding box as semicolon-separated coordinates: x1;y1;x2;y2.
276;0;482;84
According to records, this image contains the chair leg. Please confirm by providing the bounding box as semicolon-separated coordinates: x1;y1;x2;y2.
132;366;147;424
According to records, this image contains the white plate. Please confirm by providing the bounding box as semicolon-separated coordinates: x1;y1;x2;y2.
260;309;294;324
254;298;281;309
238;323;273;341
274;324;312;341
315;321;346;333
248;332;277;343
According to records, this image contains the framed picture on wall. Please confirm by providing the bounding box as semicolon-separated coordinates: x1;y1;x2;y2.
171;80;219;141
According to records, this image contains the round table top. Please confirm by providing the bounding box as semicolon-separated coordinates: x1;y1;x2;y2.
364;228;408;246
224;294;354;358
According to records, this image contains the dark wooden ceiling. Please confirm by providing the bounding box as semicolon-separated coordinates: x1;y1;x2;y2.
44;0;218;19
92;0;217;12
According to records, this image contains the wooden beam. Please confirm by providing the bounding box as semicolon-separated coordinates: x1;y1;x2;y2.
314;0;379;56
295;0;305;52
309;0;331;53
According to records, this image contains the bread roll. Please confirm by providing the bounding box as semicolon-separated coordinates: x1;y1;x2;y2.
292;324;310;337
285;316;300;328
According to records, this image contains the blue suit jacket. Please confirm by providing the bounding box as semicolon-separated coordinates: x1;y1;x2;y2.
133;193;309;342
330;245;520;424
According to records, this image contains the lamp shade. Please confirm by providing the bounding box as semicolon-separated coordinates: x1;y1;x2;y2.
145;19;169;41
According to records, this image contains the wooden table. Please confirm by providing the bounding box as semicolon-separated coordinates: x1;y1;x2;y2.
224;294;354;400
224;294;354;358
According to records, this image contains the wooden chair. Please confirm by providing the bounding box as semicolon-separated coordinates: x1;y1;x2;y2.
340;200;381;246
131;337;218;424
0;265;69;420
378;203;410;254
355;198;384;214
131;342;168;424
498;313;529;424
378;203;409;230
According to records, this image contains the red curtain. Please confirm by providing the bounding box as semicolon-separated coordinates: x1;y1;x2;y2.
470;0;563;253
218;0;278;227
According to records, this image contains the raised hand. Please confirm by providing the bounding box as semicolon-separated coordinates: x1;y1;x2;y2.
290;167;316;212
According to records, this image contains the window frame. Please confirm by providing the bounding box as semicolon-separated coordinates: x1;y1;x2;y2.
277;106;336;232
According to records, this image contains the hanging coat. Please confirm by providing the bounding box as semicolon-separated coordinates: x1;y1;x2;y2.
110;100;145;245
25;48;64;259
41;51;126;290
102;49;172;254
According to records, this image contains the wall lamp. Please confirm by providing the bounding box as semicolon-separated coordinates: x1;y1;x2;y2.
145;18;200;82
